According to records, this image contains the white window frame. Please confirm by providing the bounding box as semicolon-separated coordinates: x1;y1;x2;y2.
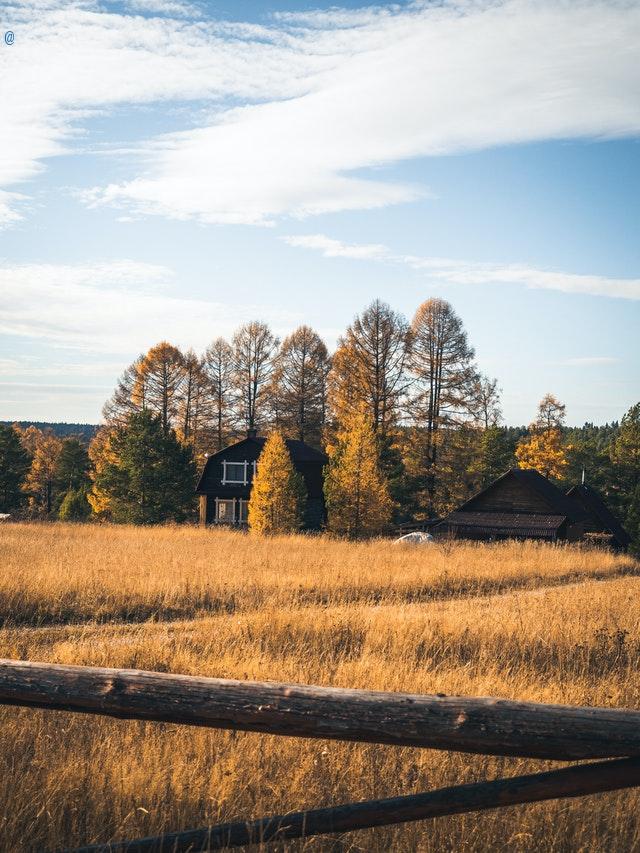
215;497;236;523
222;460;249;485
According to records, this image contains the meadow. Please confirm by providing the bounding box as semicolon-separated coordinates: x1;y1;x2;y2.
1;522;639;852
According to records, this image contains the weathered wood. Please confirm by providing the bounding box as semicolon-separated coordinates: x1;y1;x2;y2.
2;659;640;760
65;757;640;852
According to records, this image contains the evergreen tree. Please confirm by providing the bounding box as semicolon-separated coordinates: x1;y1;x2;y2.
476;426;516;485
325;409;392;539
58;489;91;522
248;431;305;535
92;411;196;524
55;438;90;494
0;424;30;513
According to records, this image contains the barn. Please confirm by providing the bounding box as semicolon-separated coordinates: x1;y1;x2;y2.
566;483;631;552
196;430;327;530
439;468;587;543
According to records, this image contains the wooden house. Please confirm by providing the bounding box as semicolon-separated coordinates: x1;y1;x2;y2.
439;468;587;543
196;430;327;530
566;483;631;552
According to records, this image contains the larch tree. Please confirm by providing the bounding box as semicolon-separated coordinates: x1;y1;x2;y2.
102;355;147;426
471;374;503;429
87;427;118;519
204;337;235;451
21;428;63;516
248;431;305;535
407;297;478;516
231;321;279;432
324;408;392;539
516;393;568;480
0;424;30;513
137;342;186;435
176;349;213;464
272;325;330;446
329;299;411;438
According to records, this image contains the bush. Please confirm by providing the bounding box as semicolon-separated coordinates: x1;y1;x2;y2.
58;489;91;522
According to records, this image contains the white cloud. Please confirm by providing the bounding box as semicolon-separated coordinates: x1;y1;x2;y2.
120;0;201;17
283;233;640;300
0;259;298;353
2;0;640;226
562;356;620;366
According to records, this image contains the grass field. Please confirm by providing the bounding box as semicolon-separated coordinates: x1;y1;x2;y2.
1;522;639;852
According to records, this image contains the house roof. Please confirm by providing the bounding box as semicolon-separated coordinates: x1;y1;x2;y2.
195;434;327;493
444;511;567;538
459;468;588;525
566;483;631;547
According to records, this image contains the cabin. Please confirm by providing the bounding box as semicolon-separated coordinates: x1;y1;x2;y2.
195;430;327;530
566;483;631;552
438;468;587;543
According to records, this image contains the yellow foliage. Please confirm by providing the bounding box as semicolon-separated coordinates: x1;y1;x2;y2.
87;427;118;518
248;431;305;535
325;408;392;538
515;427;568;480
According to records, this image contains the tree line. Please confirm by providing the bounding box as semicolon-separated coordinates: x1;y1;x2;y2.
1;296;638;549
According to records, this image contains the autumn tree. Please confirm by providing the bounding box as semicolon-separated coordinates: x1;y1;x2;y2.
247;431;305;535
471;375;503;428
407;298;478;515
91;411;195;524
87;427;118;519
329;299;411;437
324;409;392;539
231;321;279;432
204;337;234;450
0;424;30;512
102;355;147;426
136;342;186;435
515;394;568;480
21;428;63;515
272;325;330;446
176;349;213;464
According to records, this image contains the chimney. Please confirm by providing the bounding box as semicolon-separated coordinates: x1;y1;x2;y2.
247;428;257;439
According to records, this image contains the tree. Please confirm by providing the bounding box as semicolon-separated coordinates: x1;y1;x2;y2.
176;349;213;464
248;431;305;535
272;325;330;446
21;429;63;515
87;427;118;519
471;375;503;429
204;337;234;451
137;342;186;435
329;299;411;437
58;489;91;522
516;427;568;480
475;425;516;486
55;437;90;495
324;409;392;539
535;393;566;431
611;402;640;493
102;355;146;426
0;424;30;513
91;411;196;524
231;321;279;432
407;298;477;515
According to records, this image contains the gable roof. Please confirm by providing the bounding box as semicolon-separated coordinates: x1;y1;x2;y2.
460;468;588;525
566;483;631;547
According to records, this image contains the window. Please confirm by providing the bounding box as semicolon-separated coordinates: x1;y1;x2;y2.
216;499;235;522
222;460;248;485
238;500;249;523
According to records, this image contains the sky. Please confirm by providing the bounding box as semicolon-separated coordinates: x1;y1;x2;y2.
0;0;638;427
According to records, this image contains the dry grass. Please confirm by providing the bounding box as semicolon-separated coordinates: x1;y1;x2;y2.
1;522;639;852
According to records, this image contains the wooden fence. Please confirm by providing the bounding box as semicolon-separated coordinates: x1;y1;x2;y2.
1;659;640;852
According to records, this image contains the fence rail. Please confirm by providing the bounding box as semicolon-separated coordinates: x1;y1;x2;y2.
0;659;639;851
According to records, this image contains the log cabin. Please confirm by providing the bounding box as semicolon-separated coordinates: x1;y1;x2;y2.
566;483;631;552
196;430;327;530
439;468;588;543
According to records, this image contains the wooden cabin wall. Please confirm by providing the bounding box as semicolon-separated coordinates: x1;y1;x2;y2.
466;479;550;514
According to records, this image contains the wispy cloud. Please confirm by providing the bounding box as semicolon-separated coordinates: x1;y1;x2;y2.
0;260;298;354
282;233;640;301
2;0;640;226
562;356;620;366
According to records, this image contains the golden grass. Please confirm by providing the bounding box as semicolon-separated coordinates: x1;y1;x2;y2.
1;522;639;851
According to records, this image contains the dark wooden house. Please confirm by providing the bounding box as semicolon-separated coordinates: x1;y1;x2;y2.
196;430;327;530
566;483;631;552
439;468;587;543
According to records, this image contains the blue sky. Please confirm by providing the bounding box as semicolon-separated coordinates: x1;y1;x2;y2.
1;0;639;426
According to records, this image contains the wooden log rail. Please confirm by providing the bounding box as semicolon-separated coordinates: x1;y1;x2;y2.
2;659;640;760
1;660;640;851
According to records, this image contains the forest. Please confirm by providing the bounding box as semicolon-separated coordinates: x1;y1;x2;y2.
1;296;638;549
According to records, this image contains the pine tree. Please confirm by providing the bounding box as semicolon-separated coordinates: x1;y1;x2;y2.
0;424;30;513
476;426;516;485
92;411;196;524
58;489;91;522
248;431;306;535
325;409;392;539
